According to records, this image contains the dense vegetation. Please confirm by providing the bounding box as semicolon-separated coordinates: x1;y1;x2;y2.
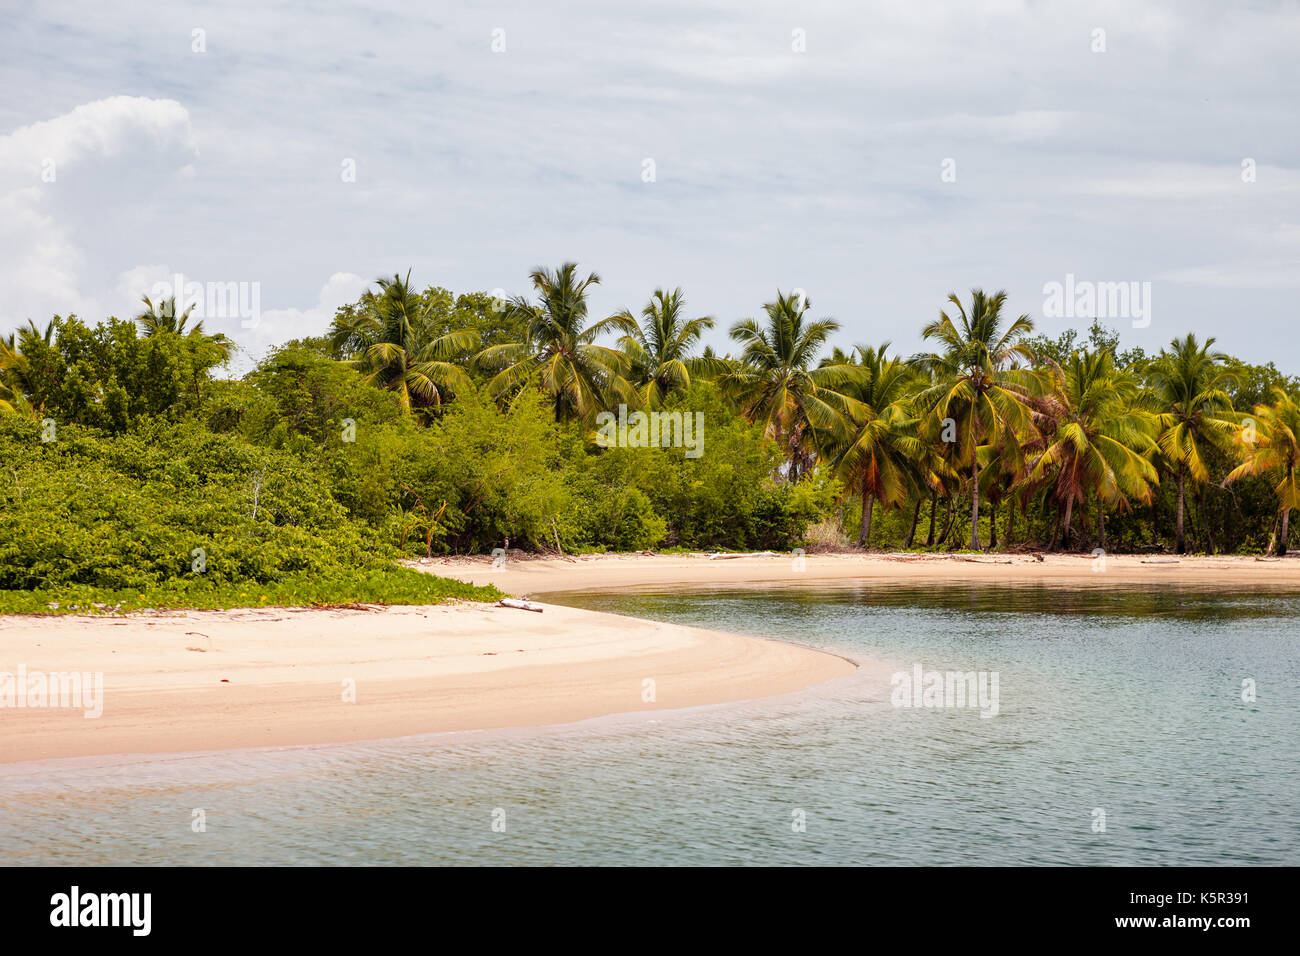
3;263;1298;611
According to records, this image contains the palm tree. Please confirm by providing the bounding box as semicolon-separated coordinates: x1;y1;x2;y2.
912;289;1039;549
1022;350;1160;549
134;295;235;367
0;331;20;415
1224;388;1300;555
135;295;201;336
1148;334;1238;554
476;263;634;422
1;320;60;416
611;288;716;407
829;344;923;547
718;290;860;481
979;430;1029;549
329;272;477;414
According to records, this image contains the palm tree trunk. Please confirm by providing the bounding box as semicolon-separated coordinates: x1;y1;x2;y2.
1267;511;1280;554
1201;492;1216;555
1279;508;1291;557
989;499;999;548
938;495;954;544
858;487;875;548
903;499;922;548
969;459;981;550
925;491;938;546
1062;496;1075;550
1175;465;1187;554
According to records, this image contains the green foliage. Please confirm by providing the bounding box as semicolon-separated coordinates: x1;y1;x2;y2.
0;568;498;616
17;316;229;430
5;267;1300;619
0;416;496;610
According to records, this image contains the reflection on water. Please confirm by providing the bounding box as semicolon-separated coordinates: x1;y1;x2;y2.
1;582;1296;865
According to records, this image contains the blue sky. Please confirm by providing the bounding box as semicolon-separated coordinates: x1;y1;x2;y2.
2;0;1297;370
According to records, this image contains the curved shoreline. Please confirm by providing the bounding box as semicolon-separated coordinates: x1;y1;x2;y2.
426;550;1300;595
0;600;854;766
7;550;1294;767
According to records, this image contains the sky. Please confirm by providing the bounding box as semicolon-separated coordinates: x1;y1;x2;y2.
2;0;1297;372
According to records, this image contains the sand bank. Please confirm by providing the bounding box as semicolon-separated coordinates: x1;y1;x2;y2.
0;601;853;765
424;550;1300;596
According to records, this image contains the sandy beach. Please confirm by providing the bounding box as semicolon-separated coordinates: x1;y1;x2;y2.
0;599;853;765
4;551;1297;766
425;550;1300;595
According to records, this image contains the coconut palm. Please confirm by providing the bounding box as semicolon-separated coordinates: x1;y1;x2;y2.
611;288;716;407
476;263;635;422
829;343;924;547
1224;388;1300;555
0;332;19;414
1022;349;1160;549
329;272;477;414
135;295;202;336
978;429;1031;549
912;289;1040;549
1;320;60;415
1148;334;1238;554
718;290;860;481
134;296;235;366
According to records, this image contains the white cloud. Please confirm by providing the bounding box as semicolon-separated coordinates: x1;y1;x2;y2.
2;2;1298;365
0;96;197;327
1156;261;1300;290
231;272;370;371
1076;164;1300;200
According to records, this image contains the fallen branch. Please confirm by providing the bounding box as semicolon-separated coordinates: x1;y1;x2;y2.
498;598;543;613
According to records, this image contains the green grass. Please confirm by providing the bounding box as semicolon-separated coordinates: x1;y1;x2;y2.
0;566;501;616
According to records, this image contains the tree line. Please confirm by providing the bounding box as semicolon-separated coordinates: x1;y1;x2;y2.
320;263;1298;556
3;262;1298;584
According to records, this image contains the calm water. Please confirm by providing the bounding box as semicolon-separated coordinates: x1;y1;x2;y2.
1;582;1297;865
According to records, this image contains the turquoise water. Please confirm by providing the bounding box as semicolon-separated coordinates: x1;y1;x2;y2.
1;582;1296;865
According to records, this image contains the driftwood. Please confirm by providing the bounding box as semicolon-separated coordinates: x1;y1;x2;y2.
498;598;543;613
1141;558;1180;565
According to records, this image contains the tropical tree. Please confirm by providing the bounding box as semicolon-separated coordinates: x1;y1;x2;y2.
329;272;477;415
611;288;716;408
0;332;19;414
1022;349;1160;549
0;320;61;416
476;263;634;422
1148;334;1238;554
718;290;859;481
912;289;1039;549
828;344;924;547
134;296;235;369
1224;388;1300;555
135;295;201;336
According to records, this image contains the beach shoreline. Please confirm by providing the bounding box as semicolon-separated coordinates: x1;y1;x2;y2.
4;550;1297;767
422;549;1300;595
0;599;854;766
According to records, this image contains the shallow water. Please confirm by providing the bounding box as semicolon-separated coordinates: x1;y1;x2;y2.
1;581;1296;865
